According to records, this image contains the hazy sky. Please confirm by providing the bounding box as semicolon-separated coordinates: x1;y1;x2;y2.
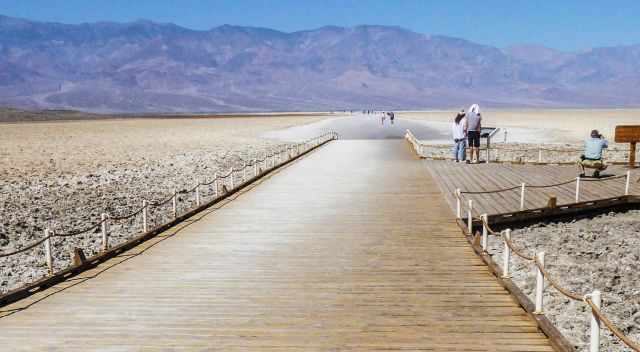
1;0;639;51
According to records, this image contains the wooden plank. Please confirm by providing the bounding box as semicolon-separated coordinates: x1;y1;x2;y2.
427;160;636;216
0;140;554;351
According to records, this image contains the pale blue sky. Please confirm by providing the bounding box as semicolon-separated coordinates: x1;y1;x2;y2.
1;0;639;51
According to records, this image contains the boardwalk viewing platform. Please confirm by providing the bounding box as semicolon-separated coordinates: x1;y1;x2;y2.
426;160;639;216
0;139;554;351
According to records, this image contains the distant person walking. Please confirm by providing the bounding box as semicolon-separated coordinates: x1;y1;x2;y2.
465;104;482;163
381;112;386;125
389;111;395;125
451;110;467;162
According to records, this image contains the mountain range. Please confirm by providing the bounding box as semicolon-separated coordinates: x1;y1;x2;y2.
1;14;640;112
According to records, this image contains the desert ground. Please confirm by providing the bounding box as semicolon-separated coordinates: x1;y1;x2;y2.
0;113;329;293
487;211;640;351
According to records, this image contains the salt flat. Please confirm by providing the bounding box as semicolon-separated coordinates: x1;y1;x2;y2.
400;109;640;144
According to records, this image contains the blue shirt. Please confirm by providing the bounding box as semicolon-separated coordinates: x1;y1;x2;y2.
584;137;608;159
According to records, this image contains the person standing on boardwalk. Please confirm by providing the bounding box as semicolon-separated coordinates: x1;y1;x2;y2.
465;104;482;163
451;110;467;162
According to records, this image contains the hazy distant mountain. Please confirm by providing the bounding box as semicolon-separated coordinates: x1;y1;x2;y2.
1;14;640;112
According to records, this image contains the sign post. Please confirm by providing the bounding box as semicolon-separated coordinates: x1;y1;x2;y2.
614;125;640;168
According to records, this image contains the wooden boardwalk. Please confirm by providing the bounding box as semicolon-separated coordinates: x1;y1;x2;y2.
425;160;639;216
0;140;553;351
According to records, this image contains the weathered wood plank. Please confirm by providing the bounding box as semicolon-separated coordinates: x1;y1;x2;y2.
426;159;637;216
0;140;553;351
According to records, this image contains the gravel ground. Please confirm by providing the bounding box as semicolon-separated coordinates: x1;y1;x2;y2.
486;210;640;351
0;115;326;294
420;142;634;164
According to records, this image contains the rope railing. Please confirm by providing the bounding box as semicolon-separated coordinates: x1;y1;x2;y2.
455;170;632;212
0;131;338;283
405;128;636;164
456;184;640;351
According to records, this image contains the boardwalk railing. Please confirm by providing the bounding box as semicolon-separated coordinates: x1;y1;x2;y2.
454;177;639;352
405;129;636;164
0;132;338;298
455;171;632;213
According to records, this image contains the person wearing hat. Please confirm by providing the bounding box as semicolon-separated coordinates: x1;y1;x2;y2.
451;109;467;162
578;129;608;177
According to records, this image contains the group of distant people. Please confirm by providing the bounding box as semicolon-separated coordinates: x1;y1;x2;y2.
450;104;483;163
381;111;395;125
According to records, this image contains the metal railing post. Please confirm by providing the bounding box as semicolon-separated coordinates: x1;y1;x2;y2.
481;213;488;252
520;183;526;210
467;199;473;235
142;200;148;232
625;170;631;195
576;176;581;202
502;229;511;278
589;290;602;352
44;228;53;275
455;188;462;219
534;251;545;314
101;213;108;251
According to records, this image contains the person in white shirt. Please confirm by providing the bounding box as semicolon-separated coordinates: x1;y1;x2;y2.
451;110;467;162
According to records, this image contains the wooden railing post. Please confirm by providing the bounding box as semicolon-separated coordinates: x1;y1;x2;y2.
520;183;526;210
589;290;602;352
625;170;631;195
481;213;488;252
575;177;581;202
230;168;235;189
142;200;148;232
538;148;543;163
455;188;462;219
172;189;178;219
195;183;201;207
467;199;473;235
101;213;109;251
214;172;219;197
44;228;53;275
502;229;511;278
534;251;545;314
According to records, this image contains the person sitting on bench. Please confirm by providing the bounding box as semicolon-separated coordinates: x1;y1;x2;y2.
578;129;608;177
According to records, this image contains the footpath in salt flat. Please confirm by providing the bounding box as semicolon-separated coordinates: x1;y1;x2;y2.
0;139;553;351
